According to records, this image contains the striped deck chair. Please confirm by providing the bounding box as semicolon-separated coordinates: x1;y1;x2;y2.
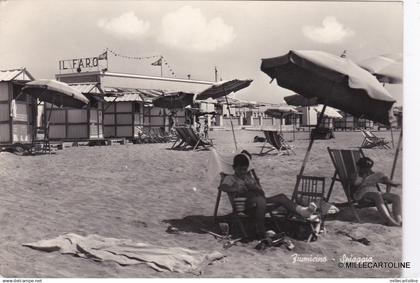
260;130;295;155
171;126;213;150
183;127;213;151
360;129;390;149
326;147;390;222
171;127;189;149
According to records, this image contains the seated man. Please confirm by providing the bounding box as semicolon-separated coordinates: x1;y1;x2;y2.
220;152;317;239
351;157;402;226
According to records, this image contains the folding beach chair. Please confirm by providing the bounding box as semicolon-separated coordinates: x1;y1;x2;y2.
326;147;391;222
171;127;189;149
360;129;390;149
260;130;295;155
171;126;213;150
290;175;327;242
213;172;282;238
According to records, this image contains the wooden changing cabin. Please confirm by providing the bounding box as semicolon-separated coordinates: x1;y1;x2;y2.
102;87;186;141
0;69;36;151
44;83;105;143
102;87;162;141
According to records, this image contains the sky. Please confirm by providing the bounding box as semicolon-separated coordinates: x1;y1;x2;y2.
0;0;403;105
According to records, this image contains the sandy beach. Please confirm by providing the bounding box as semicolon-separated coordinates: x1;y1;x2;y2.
0;129;402;278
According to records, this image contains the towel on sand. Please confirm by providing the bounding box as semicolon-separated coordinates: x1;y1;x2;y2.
23;233;224;274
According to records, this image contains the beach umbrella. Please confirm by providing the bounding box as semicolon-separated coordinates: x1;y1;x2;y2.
284;94;319;107
264;106;298;138
261;50;395;194
312;105;342;119
359;53;403;148
261;50;395;125
152;91;195;109
196;79;253;150
358;53;402;84
22;79;89;150
264;106;297;119
22;79;89;108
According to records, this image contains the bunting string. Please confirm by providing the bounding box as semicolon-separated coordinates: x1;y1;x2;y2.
162;57;176;77
105;48;177;77
108;49;161;60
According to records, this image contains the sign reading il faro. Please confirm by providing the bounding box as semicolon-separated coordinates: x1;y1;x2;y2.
59;52;107;71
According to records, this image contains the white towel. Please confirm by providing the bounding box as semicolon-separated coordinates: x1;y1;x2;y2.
23;233;224;274
10;99;17;118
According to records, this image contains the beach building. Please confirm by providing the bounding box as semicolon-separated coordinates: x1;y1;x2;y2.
0;68;36;149
56;70;214;138
333;113;374;130
216;101;301;131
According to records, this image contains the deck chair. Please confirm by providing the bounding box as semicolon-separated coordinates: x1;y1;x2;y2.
150;128;170;143
171;126;213;150
291;175;327;242
360;129;390;149
326;147;391;222
171;127;189;149
213;172;283;238
260;130;295;155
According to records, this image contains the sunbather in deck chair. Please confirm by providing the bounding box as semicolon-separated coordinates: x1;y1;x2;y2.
360;129;390;149
212;150;316;239
260;130;295;155
326;147;400;225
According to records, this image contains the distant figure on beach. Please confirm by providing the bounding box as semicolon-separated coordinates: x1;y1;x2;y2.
351;157;402;226
211;114;216;127
195;115;201;133
220;151;317;239
168;113;174;131
203;120;209;139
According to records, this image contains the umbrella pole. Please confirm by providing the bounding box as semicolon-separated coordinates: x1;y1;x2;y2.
292;113;295;141
390;126;395;148
45;101;54;154
225;95;238;151
386;129;402;192
292;105;326;199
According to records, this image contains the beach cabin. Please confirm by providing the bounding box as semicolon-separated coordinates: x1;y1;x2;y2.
56;70;215;137
102;88;152;140
333;113;374;130
0;69;36;149
102;87;188;140
44;83;105;142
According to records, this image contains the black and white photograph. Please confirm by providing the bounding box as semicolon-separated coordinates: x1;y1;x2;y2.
0;0;416;280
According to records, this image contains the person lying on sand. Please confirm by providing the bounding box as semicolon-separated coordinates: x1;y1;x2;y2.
351;157;402;226
220;151;317;239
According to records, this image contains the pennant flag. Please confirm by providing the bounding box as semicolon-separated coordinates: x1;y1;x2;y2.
151;57;163;66
98;51;108;60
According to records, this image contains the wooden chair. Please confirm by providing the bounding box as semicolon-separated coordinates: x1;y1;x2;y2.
326;147;390;222
260;130;295;155
291;175;327;242
360;129;390;149
213;172;282;238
